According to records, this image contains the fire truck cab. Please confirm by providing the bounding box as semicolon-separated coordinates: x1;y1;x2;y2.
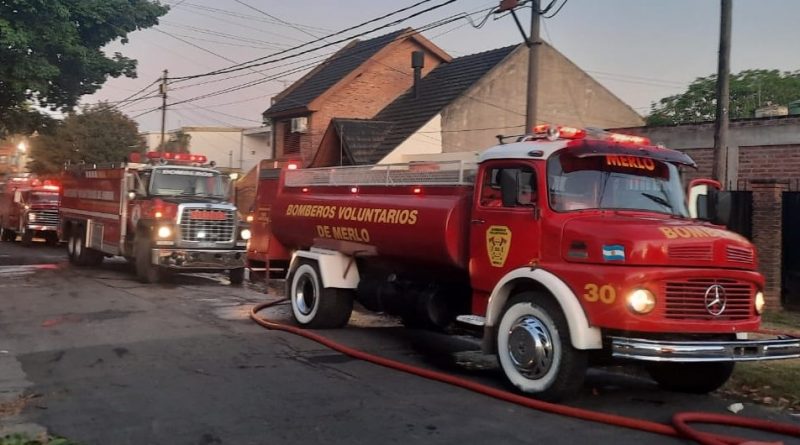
0;176;60;246
60;152;249;284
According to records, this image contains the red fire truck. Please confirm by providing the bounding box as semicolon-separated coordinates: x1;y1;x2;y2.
0;176;61;246
59;152;249;284
268;125;800;400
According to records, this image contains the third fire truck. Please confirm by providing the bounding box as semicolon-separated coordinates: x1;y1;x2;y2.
267;125;800;400
60;152;249;283
0;176;60;246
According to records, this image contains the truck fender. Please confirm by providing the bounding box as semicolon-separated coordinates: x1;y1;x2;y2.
484;267;602;351
291;248;360;289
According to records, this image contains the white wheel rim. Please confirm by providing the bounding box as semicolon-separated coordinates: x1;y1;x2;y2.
497;302;563;393
67;235;75;256
291;264;320;325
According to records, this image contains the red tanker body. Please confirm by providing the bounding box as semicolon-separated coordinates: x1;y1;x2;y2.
270;125;800;401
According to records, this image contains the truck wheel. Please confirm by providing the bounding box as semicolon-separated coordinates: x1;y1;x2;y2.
21;230;33;247
1;229;16;242
646;362;735;394
135;236;161;284
288;260;353;328
496;292;587;401
73;229;103;266
229;268;245;286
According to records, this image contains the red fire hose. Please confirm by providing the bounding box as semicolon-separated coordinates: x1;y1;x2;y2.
250;300;800;445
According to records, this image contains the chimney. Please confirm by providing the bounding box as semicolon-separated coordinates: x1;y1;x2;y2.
411;51;424;99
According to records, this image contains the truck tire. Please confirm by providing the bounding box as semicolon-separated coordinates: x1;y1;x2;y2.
1;228;16;242
496;292;587;401
135;236;161;284
229;268;245;285
288;260;353;328
21;230;33;247
646;362;735;394
72;229;103;266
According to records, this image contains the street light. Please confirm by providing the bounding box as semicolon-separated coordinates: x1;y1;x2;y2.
17;142;26;153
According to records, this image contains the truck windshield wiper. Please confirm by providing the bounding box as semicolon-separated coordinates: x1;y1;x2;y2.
641;192;673;210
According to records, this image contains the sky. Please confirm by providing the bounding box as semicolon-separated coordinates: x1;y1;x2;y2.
80;0;800;133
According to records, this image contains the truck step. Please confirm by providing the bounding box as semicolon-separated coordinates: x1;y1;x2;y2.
456;315;486;327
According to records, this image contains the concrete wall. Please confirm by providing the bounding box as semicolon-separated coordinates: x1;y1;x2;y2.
440;44;645;154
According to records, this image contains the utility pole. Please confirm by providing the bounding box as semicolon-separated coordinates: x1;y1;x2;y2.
712;0;732;188
159;69;168;153
526;0;541;129
498;0;541;129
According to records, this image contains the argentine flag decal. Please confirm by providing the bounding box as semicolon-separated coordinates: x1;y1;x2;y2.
602;245;625;261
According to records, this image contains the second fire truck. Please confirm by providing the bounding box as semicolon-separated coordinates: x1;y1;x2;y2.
59;152;249;283
0;176;61;246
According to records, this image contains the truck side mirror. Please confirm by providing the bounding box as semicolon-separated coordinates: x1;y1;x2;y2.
499;169;518;207
687;178;730;226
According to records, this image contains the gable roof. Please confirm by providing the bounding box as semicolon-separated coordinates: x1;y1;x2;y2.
341;44;519;164
263;29;411;117
332;119;395;165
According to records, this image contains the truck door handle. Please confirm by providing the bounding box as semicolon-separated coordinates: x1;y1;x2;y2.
471;219;485;225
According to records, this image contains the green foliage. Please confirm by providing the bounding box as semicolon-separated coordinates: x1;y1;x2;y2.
647;69;800;125
0;0;169;136
160;130;192;153
28;104;145;174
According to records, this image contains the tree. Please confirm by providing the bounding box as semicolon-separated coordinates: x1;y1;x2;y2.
160;130;192;153
28;104;144;174
0;0;169;136
647;69;800;125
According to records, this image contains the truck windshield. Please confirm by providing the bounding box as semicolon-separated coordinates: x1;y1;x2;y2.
547;152;689;217
149;168;226;198
31;192;59;204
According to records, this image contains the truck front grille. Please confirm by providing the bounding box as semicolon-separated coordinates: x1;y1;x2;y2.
30;210;59;226
663;278;753;320
179;208;235;242
668;244;712;261
726;245;754;264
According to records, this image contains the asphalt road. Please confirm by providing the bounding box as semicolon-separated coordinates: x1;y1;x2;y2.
0;239;797;445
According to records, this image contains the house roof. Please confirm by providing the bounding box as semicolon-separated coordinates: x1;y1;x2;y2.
332;119;395;165
340;44;519;164
264;29;411;117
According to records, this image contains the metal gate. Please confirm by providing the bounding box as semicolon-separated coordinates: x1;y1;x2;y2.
782;191;800;309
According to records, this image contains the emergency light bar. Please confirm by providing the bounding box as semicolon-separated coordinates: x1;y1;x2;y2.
531;124;651;146
145;151;208;164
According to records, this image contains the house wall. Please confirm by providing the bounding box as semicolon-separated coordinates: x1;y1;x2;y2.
288;39;444;166
440;45;645;154
612;116;800;309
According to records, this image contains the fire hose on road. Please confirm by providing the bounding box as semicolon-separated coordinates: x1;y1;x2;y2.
251;299;800;445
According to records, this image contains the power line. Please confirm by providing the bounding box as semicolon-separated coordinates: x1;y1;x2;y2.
168;0;452;81
175;2;334;34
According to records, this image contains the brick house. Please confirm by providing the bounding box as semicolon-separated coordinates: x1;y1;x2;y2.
262;28;450;166
613;115;800;310
311;42;644;166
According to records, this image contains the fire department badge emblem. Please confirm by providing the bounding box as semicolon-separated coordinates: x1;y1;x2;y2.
486;225;512;268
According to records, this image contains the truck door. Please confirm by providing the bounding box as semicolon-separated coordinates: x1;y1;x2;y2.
469;161;542;309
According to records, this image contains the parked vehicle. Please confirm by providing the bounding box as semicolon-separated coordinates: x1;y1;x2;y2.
0;176;60;246
59;152;249;283
268;125;800;400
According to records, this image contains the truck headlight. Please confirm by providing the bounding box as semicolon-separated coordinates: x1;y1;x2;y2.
240;229;252;240
627;289;656;314
157;226;172;238
755;291;765;314
28;213;36;222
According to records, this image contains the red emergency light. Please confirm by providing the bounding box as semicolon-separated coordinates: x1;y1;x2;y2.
42;185;60;191
606;132;651;145
146;151;208;164
287;163;298;170
532;124;586;140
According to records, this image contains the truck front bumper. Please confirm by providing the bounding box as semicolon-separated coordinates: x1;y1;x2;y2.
152;248;245;270
26;225;57;232
610;335;800;362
